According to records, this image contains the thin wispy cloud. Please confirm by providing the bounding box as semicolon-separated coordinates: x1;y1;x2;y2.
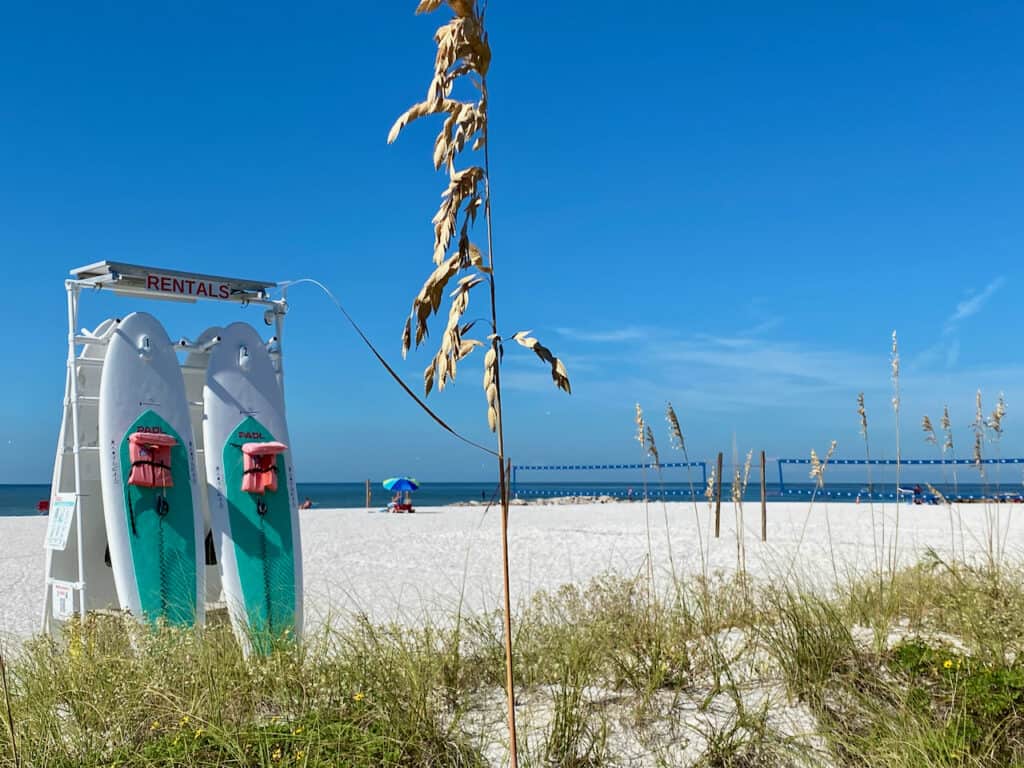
737;316;783;337
913;276;1006;371
546;325;885;411
555;326;651;343
651;336;876;391
947;276;1005;326
552;297;1013;419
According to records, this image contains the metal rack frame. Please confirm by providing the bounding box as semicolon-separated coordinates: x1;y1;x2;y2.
42;262;289;632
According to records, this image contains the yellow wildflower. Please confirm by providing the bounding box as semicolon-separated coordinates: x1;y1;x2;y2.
194;727;205;738
943;659;953;669
293;725;304;735
150;720;161;731
271;747;283;761
353;691;365;702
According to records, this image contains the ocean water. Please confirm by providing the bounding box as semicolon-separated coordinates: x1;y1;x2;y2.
2;480;1017;516
0;482;502;516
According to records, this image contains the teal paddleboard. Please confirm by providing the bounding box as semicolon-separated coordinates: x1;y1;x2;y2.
118;411;199;624
222;416;296;648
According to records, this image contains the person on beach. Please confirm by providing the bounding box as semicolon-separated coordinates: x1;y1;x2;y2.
300;498;313;509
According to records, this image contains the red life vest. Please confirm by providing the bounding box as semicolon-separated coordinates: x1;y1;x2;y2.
128;432;177;488
241;441;287;494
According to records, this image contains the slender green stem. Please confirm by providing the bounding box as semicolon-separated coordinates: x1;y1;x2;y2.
481;76;519;768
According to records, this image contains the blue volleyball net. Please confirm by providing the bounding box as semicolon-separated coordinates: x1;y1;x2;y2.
511;461;708;500
776;457;1024;502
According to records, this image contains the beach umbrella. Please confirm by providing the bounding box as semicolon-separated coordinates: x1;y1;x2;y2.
382;477;419;492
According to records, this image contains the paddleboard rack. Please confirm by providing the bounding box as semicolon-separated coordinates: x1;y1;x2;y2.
43;261;292;634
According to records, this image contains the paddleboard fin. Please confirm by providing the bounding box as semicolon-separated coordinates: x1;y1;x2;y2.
204;531;218;565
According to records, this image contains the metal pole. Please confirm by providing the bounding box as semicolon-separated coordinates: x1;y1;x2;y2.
760;450;767;542
66;282;87;619
41;304;77;633
272;297;287;395
714;452;723;538
777;458;785;494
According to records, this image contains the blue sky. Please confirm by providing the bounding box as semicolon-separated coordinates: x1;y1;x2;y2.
1;2;1023;483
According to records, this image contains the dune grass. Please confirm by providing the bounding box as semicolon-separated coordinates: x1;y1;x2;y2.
3;552;1024;767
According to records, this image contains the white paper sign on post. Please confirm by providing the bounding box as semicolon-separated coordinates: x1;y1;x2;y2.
44;494;76;551
51;581;76;621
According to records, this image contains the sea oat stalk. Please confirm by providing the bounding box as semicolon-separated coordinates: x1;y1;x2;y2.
388;4;572;762
666;402;705;575
796;440;837;581
857;392;882;578
939;404;964;558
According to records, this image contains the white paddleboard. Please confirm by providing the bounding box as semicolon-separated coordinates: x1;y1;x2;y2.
204;321;302;651
98;312;204;625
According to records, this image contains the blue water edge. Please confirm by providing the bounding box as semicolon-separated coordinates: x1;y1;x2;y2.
1;480;1018;516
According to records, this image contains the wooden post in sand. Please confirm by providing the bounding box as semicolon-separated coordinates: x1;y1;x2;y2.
365;479;371;509
714;452;723;538
760;450;767;541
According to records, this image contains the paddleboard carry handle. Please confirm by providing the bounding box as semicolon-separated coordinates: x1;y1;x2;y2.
177;335;222;352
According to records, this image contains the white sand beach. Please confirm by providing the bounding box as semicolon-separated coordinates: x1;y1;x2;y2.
4;499;1022;644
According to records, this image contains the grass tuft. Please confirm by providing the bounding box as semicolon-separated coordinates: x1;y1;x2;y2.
6;554;1024;766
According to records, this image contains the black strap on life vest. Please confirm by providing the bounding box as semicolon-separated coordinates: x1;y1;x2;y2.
242;463;279;478
230;442;280;485
130;458;172;474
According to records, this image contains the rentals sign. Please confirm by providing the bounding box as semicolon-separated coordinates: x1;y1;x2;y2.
145;272;233;300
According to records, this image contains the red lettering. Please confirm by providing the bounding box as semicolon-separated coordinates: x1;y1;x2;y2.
146;274;235;300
